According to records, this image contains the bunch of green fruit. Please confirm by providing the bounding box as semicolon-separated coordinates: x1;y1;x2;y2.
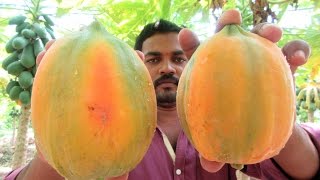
296;84;320;112
2;14;55;105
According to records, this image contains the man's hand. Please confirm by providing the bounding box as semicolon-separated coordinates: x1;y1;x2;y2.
36;40;55;66
178;9;312;174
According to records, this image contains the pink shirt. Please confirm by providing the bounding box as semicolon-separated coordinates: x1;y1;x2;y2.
5;123;320;180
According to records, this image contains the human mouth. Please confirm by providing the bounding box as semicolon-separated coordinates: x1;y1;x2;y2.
157;82;177;88
154;76;179;88
158;79;177;85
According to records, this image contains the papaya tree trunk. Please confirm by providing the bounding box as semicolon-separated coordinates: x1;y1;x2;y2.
308;109;314;122
10;117;16;145
11;104;31;169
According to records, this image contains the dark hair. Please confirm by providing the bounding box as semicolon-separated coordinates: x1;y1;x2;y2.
134;19;183;51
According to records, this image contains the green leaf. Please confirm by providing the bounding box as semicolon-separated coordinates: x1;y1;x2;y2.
56;7;72;17
160;0;171;19
274;2;290;22
223;0;236;10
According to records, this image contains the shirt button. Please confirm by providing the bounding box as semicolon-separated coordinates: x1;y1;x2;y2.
176;169;182;175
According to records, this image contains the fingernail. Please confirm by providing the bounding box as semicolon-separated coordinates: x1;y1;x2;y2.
293;50;306;59
261;23;272;30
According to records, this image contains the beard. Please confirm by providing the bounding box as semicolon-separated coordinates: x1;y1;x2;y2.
154;73;179;107
156;89;177;105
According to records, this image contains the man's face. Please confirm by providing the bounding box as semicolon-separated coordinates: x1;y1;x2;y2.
141;32;188;108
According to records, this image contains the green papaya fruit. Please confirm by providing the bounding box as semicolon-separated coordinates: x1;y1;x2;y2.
309;90;315;100
22;29;36;39
18;71;33;89
19;90;31;105
6;80;19;94
5;35;19;53
18;52;22;59
9;86;23;100
28;85;32;95
309;103;316;111
16;22;31;33
42;14;54;26
8;15;26;25
12;37;29;50
2;51;19;70
33;39;45;57
44;22;53;31
45;27;55;39
7;61;26;76
301;101;308;110
20;44;36;68
32;23;47;38
41;37;49;46
32;65;37;76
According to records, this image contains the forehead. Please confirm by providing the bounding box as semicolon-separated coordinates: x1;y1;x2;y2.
141;32;182;54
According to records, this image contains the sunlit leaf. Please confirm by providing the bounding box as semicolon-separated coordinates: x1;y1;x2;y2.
274;2;290;22
56;7;73;16
223;0;236;10
160;0;171;19
315;1;320;9
57;0;85;8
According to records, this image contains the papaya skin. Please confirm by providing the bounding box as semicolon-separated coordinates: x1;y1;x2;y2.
178;11;318;179
31;21;157;180
177;24;295;165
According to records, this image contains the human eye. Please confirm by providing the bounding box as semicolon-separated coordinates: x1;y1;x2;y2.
145;58;159;63
174;57;187;63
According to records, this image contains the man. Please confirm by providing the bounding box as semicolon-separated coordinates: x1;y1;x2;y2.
5;9;319;180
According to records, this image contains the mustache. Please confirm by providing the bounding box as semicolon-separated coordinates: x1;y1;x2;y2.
154;74;179;87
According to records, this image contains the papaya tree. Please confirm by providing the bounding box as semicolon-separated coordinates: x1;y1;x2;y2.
1;0;55;168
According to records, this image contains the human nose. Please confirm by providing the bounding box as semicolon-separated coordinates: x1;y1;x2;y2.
159;61;176;75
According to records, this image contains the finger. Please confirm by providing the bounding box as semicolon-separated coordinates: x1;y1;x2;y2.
282;40;310;74
105;173;128;180
251;23;282;43
178;28;200;59
289;50;307;74
215;9;242;33
199;156;225;173
44;39;55;50
135;50;145;61
36;40;56;66
178;9;242;59
36;50;46;66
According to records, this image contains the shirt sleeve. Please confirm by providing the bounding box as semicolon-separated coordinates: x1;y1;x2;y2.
3;166;25;180
244;123;320;180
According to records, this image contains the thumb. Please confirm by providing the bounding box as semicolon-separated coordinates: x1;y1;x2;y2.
178;28;200;59
281;40;310;74
199;155;225;173
36;39;56;66
135;50;145;61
